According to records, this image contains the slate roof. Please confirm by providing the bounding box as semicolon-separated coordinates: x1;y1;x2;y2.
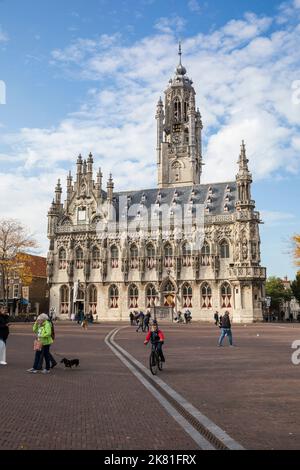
114;182;237;220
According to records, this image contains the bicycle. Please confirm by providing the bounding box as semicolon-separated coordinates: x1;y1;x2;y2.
149;342;163;375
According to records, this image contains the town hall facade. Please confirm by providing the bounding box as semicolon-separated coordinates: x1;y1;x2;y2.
47;47;266;323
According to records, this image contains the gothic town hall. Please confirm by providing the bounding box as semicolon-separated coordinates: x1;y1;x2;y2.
47;47;266;323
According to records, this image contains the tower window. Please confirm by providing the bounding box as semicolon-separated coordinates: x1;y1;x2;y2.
174;98;181;122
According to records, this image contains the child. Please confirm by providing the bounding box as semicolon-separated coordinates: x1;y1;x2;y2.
144;320;165;362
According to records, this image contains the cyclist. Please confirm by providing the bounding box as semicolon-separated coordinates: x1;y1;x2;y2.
144;320;165;362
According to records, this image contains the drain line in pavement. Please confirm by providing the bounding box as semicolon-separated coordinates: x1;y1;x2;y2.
105;328;244;451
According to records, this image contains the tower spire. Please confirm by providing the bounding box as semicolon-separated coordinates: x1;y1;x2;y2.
178;41;182;65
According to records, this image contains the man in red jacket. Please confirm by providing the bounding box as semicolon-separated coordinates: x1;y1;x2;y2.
144;320;165;362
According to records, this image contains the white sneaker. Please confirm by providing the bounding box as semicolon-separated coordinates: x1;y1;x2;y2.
41;369;50;374
27;368;37;373
0;361;7;365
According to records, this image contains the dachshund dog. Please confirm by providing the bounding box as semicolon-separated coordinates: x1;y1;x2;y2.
60;358;80;368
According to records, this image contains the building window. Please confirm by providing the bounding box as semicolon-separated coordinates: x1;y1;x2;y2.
201;242;210;266
146;284;158;308
221;282;232;308
78;207;86;223
164;243;173;268
220;240;230;259
130;244;139;269
88;285;97;315
92;247;100;269
109;284;119;309
129;284;139;309
13;284;19;299
182;242;192;267
182;283;193;308
163;281;176;307
76;247;84;269
146;244;155;269
111;246;119;269
60;285;69;315
201;283;212;309
59;248;67;270
174;97;181;122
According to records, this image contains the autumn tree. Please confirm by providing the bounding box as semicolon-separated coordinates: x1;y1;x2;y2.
0;219;38;307
293;235;300;267
266;276;293;312
291;272;300;305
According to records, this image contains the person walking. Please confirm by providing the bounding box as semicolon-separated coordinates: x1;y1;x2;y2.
136;311;145;332
214;311;219;326
218;311;234;347
129;312;134;326
27;313;54;374
0;308;10;365
36;315;57;370
144;311;151;332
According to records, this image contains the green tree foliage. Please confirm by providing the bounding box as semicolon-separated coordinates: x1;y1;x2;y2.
266;276;292;311
291;272;300;304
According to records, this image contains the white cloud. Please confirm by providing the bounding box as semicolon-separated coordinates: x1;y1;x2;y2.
0;26;9;43
188;0;202;14
1;1;300;251
260;210;296;226
154;16;186;34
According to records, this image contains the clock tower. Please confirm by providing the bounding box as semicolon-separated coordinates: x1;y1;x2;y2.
156;44;203;188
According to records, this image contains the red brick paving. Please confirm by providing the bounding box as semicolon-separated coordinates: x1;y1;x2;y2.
2;321;300;450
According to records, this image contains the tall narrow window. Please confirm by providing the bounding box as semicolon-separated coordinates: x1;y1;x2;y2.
146;244;155;269
221;282;232;308
164;243;173;268
60;285;69;315
88;285;97;315
182;283;193;308
146;284;158;308
59;248;67;270
201;242;210;266
109;284;119;309
76;247;84;269
129;284;139;309
130;244;139;269
201;283;212;308
220;240;230;259
182;242;192;267
92;246;100;269
111;246;119;269
174;98;181;122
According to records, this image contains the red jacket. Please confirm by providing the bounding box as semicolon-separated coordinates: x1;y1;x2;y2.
145;329;165;343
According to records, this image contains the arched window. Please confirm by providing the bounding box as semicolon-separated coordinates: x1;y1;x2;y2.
182;242;192;267
183;101;188;122
109;284;119;309
146;284;158;308
220;240;230;259
130;244;139;269
59;248;67;270
88;285;97;315
182;283;193;308
201;242;210;266
221;282;232;308
92;246;100;269
60;285;69;315
164;243;173;268
146;244;155;269
128;284;139;308
174;97;181;122
163;280;176;307
201;283;212;309
111;246;119;269
76;247;84;269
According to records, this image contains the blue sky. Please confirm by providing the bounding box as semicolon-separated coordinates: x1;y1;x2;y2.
0;0;299;279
